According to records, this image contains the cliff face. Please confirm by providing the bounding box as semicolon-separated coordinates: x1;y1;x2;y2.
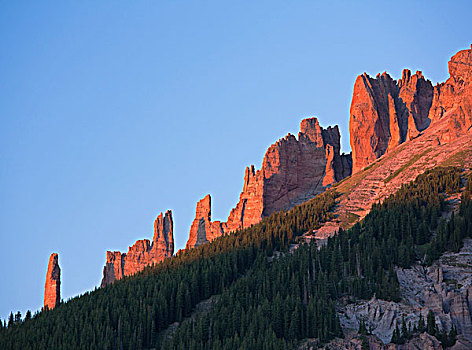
349;70;434;173
430;45;472;142
225;117;351;234
44;253;60;310
186;194;225;249
350;45;472;174
185;117;351;248
336;239;472;348
101;210;174;287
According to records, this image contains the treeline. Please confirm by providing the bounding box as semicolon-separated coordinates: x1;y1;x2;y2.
1;167;470;349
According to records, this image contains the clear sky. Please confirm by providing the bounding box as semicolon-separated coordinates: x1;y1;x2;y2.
1;1;471;321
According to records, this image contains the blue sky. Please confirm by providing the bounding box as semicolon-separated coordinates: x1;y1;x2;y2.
1;1;471;320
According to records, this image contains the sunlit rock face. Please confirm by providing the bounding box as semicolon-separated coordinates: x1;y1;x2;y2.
185;118;351;249
225;117;351;234
350;45;472;174
44;253;60;309
349;70;434;173
186;194;225;249
101;210;174;287
429;45;472;142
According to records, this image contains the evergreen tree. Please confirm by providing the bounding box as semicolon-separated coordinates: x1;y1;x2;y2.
426;310;436;336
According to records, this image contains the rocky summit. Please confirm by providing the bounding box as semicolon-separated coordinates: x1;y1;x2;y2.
101;210;174;286
186;46;472;249
44;253;60;310
186;117;352;249
350;45;472;174
225;117;352;233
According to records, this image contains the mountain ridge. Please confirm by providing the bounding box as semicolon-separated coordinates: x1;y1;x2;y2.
97;45;472;287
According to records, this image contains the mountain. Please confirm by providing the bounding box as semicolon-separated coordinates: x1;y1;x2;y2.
2;45;472;349
350;45;472;174
185;45;472;250
310;45;472;239
103;44;472;269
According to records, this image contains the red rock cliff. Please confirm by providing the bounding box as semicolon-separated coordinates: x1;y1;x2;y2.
186;194;225;249
429;45;472;142
349;45;472;174
44;253;60;309
182;117;351;247
349;69;434;173
101;210;174;287
225;117;351;234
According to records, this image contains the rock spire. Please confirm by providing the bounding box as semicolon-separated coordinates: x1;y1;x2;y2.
44;253;61;310
186;194;225;249
101;210;174;287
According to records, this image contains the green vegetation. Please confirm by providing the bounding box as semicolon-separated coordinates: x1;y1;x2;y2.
340;211;360;229
425;171;472;264
439;148;472;168
1;167;470;349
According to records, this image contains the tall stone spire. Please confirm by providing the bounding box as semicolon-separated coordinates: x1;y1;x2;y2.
44;253;61;310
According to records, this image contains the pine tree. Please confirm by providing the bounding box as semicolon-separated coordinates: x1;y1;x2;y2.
7;313;13;329
401;315;408;341
361;334;369;350
426;310;436;336
418;313;425;332
391;324;400;344
358;318;367;336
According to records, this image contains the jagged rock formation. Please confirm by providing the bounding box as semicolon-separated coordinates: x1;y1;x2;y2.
101;210;174;287
44;253;60;310
306;46;472;241
224;117;352;234
349;70;434;173
350;45;472;174
182;46;472;250
186;194;225;249
186;117;352;249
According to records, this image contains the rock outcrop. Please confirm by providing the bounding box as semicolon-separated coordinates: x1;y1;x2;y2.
185;118;352;249
186;194;225;249
349;70;434;173
430;45;472;142
223;117;352;235
337;239;472;347
350;45;472;174
101;210;174;287
44;253;60;310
